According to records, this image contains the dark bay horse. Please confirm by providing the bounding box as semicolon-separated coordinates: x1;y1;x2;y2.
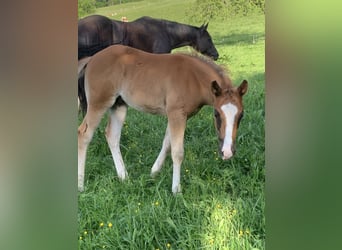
78;15;219;60
78;45;247;193
78;15;219;113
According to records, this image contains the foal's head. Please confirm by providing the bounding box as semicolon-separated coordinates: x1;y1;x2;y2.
195;23;219;60
212;80;248;160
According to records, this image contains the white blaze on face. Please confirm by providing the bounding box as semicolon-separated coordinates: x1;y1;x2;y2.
221;103;238;160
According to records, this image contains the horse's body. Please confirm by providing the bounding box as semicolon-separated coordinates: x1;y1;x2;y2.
78;15;219;114
78;45;247;194
78;15;219;60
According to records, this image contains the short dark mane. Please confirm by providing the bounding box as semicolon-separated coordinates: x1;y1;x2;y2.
177;52;228;77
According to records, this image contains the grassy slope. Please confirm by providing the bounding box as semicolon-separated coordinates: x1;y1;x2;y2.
94;0;194;22
79;1;265;249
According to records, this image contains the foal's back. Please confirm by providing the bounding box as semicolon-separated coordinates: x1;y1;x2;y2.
86;45;223;115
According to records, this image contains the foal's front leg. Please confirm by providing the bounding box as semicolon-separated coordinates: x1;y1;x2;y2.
168;115;187;194
105;105;128;180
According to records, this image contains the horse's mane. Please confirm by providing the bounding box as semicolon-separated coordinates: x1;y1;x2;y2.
177;52;228;77
134;16;198;38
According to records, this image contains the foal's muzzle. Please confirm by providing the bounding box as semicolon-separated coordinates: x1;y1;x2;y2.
219;141;236;160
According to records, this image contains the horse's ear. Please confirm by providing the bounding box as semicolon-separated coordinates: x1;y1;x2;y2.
200;22;208;33
238;80;248;96
212;80;222;96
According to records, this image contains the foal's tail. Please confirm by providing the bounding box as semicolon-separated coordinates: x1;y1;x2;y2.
78;57;92;115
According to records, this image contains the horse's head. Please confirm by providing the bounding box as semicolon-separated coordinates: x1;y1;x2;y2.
196;23;219;60
211;80;248;160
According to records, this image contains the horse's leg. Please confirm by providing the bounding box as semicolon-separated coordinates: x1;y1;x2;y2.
78;107;106;191
167;114;187;194
151;125;171;177
105;104;128;180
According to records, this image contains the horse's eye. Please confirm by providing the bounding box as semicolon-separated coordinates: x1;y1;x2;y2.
214;110;219;118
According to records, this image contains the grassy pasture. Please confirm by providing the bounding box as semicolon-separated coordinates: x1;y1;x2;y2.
79;1;265;249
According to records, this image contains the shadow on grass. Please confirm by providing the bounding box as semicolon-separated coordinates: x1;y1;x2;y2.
214;32;265;46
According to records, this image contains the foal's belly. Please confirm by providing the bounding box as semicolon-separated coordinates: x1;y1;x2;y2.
120;92;166;115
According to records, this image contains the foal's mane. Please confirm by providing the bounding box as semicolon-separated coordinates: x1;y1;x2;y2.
177;52;228;77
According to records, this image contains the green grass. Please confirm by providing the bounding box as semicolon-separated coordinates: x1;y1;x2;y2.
79;1;265;249
93;0;195;23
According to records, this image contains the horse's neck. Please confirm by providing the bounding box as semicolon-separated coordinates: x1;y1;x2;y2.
166;23;197;49
112;21;127;45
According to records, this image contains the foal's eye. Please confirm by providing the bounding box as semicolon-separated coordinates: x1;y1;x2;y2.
237;111;244;125
214;109;222;131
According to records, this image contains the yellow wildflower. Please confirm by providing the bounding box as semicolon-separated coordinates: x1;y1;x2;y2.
100;222;104;227
83;231;87;235
155;201;159;206
108;222;113;228
166;243;171;248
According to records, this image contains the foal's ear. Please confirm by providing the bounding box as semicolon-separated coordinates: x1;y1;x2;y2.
211;80;222;96
238;80;248;96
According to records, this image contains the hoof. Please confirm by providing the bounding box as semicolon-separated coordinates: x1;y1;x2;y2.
151;164;161;178
150;170;159;178
117;171;128;181
172;184;182;194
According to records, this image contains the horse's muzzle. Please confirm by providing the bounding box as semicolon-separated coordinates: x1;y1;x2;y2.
212;53;219;61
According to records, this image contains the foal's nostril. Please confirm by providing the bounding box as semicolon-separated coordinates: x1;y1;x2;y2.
221;149;233;160
232;146;236;155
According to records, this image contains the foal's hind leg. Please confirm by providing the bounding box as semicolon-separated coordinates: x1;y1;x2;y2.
151;125;171;177
78;108;106;191
105;105;128;180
